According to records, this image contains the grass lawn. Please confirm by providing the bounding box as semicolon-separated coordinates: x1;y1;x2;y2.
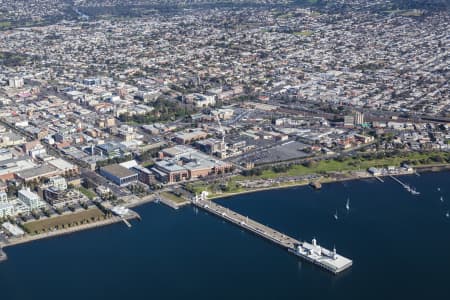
141;160;154;168
77;187;96;200
0;21;11;29
23;208;105;235
189;152;450;194
186;182;211;194
161;192;187;204
255;152;450;179
294;30;313;37
385;9;423;17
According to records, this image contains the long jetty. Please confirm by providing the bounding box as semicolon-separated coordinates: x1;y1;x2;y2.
390;175;408;188
389;175;420;195
375;176;384;183
193;196;352;274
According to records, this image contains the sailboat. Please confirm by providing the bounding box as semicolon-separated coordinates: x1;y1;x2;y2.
334;209;339;220
345;198;350;211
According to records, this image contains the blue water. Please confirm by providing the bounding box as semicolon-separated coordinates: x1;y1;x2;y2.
1;171;450;299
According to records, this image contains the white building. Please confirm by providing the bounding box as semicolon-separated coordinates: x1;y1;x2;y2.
0;191;7;203
28;143;46;158
2;222;24;237
18;188;46;210
9;77;24;88
186;93;216;108
49;176;67;191
354;111;364;126
0;192;15;218
0;202;15;218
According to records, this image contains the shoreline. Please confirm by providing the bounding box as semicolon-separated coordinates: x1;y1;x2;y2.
208;166;448;201
1;165;449;257
1;216;127;251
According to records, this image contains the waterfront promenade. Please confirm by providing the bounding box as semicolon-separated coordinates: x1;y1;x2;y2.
0;215;135;254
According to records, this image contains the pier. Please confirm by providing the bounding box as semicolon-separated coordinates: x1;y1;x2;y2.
390;175;407;187
114;208;141;228
375;176;384;183
192;194;352;274
389;175;420;195
122;218;132;228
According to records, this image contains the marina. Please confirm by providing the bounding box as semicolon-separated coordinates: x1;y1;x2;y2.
193;192;352;274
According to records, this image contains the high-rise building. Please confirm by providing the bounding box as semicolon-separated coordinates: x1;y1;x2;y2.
9;77;24;88
354;111;364;126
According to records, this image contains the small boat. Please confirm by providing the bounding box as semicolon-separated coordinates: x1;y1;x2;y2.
446;211;450;219
334;209;339;220
438;187;441;192
345;198;350;211
440;196;444;202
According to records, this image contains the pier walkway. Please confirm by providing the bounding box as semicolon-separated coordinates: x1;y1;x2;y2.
192;196;352;274
389;175;420;195
375;176;384;183
122;218;132;228
390;175;408;187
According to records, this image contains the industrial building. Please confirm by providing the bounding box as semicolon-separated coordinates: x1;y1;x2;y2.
173;130;208;145
0;155;36;181
99;164;138;186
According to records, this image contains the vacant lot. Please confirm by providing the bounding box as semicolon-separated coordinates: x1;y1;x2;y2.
23;208;106;235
